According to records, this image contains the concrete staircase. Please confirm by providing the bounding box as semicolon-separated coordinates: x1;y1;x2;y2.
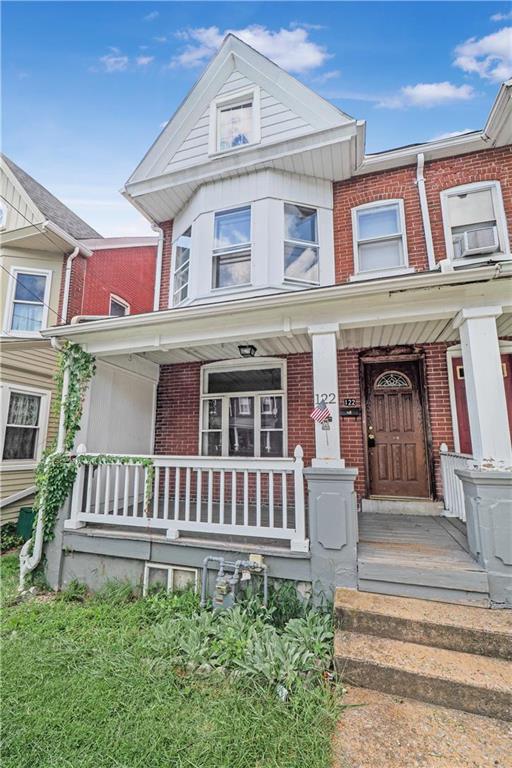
334;589;512;721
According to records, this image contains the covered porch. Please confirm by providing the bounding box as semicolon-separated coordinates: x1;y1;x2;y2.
44;264;512;601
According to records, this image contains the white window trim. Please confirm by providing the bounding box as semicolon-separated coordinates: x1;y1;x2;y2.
0;200;7;231
208;86;261;157
170;227;192;308
2;267;52;337
440;180;510;265
351;199;410;279
142;563;198;596
0;382;51;470
211;205;253;291
199;357;287;458
283;201;320;286
109;294;130;316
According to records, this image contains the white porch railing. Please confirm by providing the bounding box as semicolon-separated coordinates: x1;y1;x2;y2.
439;444;474;522
65;445;308;552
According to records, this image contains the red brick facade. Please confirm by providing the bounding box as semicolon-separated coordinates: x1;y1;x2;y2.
57;253;88;324
158;220;173;310
153;344;455;502
333;146;512;282
81;244;156;317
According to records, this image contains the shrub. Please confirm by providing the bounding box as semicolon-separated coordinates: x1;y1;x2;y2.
0;523;23;553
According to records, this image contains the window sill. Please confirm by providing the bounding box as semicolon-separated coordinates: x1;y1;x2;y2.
0;460;38;472
208;141;261;160
210;283;253;296
349;266;415;282
450;253;511;269
1;330;43;338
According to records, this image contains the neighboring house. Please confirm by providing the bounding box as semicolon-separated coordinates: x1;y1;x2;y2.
78;237;158;319
42;37;511;607
0;160;157;526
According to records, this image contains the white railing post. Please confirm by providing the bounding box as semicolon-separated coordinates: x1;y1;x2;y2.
64;448;86;530
440;444;472;522
291;445;308;552
440;443;450;515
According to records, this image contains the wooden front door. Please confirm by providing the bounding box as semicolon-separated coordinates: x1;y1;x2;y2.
365;360;430;498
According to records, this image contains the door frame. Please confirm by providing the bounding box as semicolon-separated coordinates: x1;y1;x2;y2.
359;350;435;500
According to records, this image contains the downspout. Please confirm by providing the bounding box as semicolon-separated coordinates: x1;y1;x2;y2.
61;246;80;324
152;225;164;312
415;153;437;271
19;337;69;590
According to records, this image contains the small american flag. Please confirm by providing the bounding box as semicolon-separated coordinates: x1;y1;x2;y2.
310;400;331;423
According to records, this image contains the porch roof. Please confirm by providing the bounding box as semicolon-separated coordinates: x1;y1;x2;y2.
42;263;512;362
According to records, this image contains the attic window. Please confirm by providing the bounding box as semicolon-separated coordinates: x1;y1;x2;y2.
209;87;261;155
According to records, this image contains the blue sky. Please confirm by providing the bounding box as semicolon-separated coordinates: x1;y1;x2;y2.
3;1;511;236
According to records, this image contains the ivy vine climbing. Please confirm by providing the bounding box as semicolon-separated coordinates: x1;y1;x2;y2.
54;341;96;451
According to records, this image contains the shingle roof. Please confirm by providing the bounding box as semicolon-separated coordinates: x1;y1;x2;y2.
2;154;102;239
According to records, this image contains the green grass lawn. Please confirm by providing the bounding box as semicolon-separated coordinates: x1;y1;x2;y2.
1;554;339;768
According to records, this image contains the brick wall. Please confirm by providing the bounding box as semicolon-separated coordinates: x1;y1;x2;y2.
153;344;454;500
158;220;173;310
57;253;88;324
333;146;512;282
81;245;157;317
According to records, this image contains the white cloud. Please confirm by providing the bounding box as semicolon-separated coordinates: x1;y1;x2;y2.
379;81;475;108
154;36;167;43
136;55;154;67
491;11;512;21
430;128;475;141
144;11;159;22
454;27;512;81
171;25;331;73
312;69;341;84
99;48;129;73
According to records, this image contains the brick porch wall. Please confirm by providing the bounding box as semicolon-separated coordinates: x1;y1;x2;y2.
158;220;173;310
153;344;454;501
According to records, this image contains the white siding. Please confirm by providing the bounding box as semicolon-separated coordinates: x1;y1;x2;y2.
165;71;313;173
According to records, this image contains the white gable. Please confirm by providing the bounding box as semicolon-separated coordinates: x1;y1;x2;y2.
165;69;314;174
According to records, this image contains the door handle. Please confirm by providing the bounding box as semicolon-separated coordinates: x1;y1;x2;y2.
367;426;376;448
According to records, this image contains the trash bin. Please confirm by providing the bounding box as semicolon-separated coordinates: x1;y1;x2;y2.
16;507;36;542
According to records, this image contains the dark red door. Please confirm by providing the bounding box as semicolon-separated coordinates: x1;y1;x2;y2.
452;353;512;454
365;361;430;499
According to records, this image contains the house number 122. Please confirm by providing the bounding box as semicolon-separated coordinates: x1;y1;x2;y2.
315;393;336;404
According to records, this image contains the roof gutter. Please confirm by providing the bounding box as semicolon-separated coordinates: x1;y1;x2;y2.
415;153;436;271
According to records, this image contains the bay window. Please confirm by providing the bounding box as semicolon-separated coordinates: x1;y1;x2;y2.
172;226;192;305
352;200;408;275
212;207;251;289
200;361;286;457
284;204;319;284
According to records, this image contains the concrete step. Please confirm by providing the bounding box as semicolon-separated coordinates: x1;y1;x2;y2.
334;686;512;768
334;630;512;721
335;588;512;659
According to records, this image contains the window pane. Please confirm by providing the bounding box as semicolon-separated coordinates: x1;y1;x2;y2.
358;238;403;272
14;273;46;302
218;102;252;151
357;205;400;240
110;299;128;317
260;431;283;457
208;368;281;394
175;227;191;270
11;303;43;331
204;398;222;429
214;207;251;250
3;426;37;460
202;432;222;456
447;189;495;227
229;396;254;456
7;393;41;426
284;243;319;283
173;267;189;304
284;204;317;243
260;396;282;428
213;252;250;288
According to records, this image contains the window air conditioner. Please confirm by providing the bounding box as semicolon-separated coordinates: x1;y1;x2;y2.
461;225;499;257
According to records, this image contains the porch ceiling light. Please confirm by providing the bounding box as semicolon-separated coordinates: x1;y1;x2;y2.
238;344;257;358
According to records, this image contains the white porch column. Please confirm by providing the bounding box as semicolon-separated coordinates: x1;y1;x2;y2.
309;325;344;468
453;306;512;467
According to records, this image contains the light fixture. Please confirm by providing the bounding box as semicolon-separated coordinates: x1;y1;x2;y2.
238;344;257;358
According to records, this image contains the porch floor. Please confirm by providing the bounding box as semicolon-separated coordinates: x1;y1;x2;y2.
358;513;490;607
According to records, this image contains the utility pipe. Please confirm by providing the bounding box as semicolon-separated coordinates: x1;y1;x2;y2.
415;153;436;271
60;246;80;324
152;225;164;311
19;338;69;590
